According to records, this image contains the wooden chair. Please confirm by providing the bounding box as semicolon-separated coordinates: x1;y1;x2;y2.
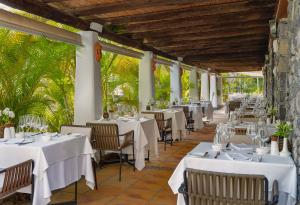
141;111;173;151
235;127;247;135
179;169;279;205
186;111;195;134
86;123;135;186
228;101;242;117
0;160;34;203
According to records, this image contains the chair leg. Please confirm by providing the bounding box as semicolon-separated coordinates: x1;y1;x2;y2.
74;181;77;203
147;150;150;162
92;159;98;190
119;152;123;181
31;170;34;205
164;133;167;151
132;145;136;172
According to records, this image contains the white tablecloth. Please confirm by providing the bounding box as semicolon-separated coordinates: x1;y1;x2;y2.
168;142;297;205
163;110;187;140
188;105;204;130
95;117;160;170
0;134;95;205
194;101;213;120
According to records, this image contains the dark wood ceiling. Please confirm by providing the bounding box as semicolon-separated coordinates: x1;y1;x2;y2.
0;0;277;72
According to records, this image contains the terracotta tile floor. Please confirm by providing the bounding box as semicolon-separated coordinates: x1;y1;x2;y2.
3;110;227;205
50;124;217;205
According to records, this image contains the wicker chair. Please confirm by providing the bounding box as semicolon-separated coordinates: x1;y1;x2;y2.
235;127;247;135
228;101;242;117
179;169;279;205
141;111;173;151
186;111;195;134
86;123;135;185
0;160;34;203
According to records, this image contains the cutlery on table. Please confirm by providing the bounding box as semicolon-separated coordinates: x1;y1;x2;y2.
214;151;220;159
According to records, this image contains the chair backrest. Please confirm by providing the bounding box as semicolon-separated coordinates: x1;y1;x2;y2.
141;111;165;131
183;169;268;205
229;101;242;112
60;125;92;140
86;123;120;150
0;160;33;199
235;128;247;135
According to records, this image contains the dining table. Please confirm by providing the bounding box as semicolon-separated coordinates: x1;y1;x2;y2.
91;116;160;171
142;109;187;140
0;133;95;205
168;142;297;205
187;104;204;130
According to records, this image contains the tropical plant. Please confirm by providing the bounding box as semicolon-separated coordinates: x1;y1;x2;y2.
274;122;293;138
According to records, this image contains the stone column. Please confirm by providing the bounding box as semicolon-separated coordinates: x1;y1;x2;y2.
170;62;182;103
74;31;102;125
200;72;209;100
273;19;289;120
139;51;155;110
189;67;199;101
217;76;223;106
210;74;218;108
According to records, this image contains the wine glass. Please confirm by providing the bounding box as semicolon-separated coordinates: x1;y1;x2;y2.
247;124;257;151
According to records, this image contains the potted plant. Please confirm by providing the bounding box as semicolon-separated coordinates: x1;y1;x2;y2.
274;121;293;157
0;108;15;138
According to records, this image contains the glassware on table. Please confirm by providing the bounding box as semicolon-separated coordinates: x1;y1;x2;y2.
247;123;258;151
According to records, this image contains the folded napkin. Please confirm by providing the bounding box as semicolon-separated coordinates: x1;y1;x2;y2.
230;143;253;151
225;153;251;161
188;151;207;158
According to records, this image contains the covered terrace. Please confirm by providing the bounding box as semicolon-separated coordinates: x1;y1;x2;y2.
0;0;299;205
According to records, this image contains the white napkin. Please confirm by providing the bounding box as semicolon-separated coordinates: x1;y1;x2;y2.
188;151;207;157
225;153;251;161
230;143;253;151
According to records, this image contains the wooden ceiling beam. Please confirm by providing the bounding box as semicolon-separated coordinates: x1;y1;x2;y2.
157;36;267;50
171;46;267;57
131;20;268;39
125;10;273;33
0;0;177;61
145;27;268;44
69;0;247;17
97;0;275;25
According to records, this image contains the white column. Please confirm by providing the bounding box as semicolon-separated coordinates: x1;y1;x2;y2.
210;74;218;108
201;72;210;100
170;62;182;103
189;67;199;101
217;76;223;106
74;31;102;125
139;51;155;110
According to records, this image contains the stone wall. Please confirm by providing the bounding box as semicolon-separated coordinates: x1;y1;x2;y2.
287;0;300;161
274;19;289;120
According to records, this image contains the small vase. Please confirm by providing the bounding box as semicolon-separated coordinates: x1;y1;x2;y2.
10;127;15;138
272;116;276;124
280;138;291;157
3;127;11;140
270;136;279;155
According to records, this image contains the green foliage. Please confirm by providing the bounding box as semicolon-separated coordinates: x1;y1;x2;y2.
274;122;293;138
154;65;170;103
222;73;263;101
267;106;277;117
